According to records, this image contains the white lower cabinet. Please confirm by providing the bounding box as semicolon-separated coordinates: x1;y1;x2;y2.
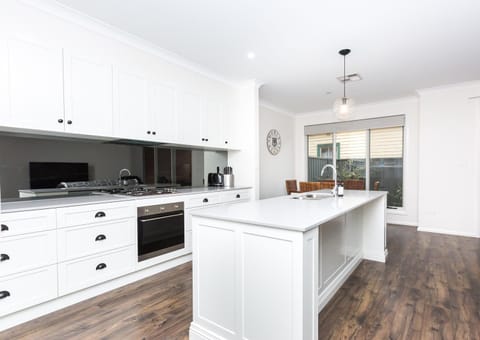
0;209;56;238
57;218;135;261
0;231;57;278
58;246;135;296
0;265;58;317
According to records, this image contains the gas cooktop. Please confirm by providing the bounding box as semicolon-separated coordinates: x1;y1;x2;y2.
101;186;178;197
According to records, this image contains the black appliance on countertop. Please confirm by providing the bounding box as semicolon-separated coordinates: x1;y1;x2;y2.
208;166;224;187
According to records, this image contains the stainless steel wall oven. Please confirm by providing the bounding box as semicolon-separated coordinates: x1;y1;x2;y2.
137;202;185;262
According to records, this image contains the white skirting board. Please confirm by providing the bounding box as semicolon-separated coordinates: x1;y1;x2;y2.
0;255;192;332
418;227;480;238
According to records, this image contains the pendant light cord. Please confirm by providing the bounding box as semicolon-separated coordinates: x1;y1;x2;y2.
343;54;346;98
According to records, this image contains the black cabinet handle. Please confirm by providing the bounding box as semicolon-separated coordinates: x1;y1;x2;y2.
152;131;156;135
236;194;241;199
67;120;72;125
95;211;106;218
205;138;209;142
201;138;205;141
0;254;9;262
96;263;107;271
203;198;208;203
147;131;151;134
1;224;8;232
225;141;228;144
58;118;63;123
0;291;10;299
95;234;106;242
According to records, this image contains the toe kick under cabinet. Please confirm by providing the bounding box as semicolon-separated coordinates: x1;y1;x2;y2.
56;202;136;296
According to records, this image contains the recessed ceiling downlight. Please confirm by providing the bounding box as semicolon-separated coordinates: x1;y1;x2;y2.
247;52;256;60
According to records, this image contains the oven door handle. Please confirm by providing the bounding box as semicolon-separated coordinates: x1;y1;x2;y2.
139;212;184;223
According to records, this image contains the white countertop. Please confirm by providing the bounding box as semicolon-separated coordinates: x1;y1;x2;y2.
1;186;251;213
191;190;387;232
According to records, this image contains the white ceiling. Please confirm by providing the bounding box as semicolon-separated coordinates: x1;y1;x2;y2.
53;0;480;113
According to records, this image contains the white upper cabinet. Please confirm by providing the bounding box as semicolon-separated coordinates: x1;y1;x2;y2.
221;104;240;149
178;92;204;145
203;99;222;146
148;81;177;142
2;39;64;131
64;52;113;137
113;68;150;140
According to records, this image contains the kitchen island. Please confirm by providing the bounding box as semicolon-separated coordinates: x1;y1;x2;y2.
189;190;388;340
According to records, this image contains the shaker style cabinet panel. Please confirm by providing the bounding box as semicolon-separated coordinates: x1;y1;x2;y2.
177;92;204;145
148;81;177;142
1;39;64;131
113;68;150;140
64;52;113;137
203;99;222;146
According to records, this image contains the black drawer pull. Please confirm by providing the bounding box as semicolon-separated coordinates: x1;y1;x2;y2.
95;234;106;242
95;211;106;218
96;263;107;271
0;291;10;299
236;194;241;199
1;224;8;232
58;118;63;123
203;198;208;203
0;254;9;262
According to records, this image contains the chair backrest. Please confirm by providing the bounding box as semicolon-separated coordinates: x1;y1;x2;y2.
299;181;334;192
285;180;298;195
344;179;365;190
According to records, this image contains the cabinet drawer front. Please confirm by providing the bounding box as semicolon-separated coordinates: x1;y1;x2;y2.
220;190;251;203
57;219;135;261
0;265;57;317
58;246;135;296
0;210;56;238
0;231;57;278
186;194;220;208
57;203;135;228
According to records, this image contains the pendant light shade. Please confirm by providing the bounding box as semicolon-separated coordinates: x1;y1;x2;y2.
333;49;354;120
333;97;355;120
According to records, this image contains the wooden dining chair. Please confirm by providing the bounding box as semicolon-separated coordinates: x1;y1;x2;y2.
285;180;300;195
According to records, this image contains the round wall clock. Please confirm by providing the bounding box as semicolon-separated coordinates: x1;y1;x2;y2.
266;129;281;155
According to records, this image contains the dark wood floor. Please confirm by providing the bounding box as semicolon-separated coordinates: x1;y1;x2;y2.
2;225;480;339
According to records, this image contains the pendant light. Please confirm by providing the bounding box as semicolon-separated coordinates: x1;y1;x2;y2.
333;48;354;120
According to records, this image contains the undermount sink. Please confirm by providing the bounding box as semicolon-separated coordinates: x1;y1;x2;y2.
291;193;332;200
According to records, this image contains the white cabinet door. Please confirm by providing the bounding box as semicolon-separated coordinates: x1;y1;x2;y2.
148;81;177;142
64;52;113;136
113;68;150;140
221;104;240;149
0;40;9;124
177;92;204;145
204;99;222;146
5;39;64;131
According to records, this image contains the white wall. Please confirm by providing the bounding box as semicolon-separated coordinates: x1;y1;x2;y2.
417;81;480;237
294;97;419;226
259;105;295;199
